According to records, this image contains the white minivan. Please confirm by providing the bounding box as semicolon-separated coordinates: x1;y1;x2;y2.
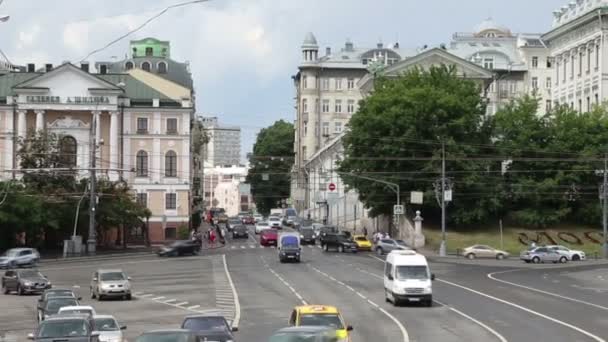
384;250;435;307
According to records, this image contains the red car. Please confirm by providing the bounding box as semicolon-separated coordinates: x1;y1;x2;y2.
260;229;278;246
242;216;255;225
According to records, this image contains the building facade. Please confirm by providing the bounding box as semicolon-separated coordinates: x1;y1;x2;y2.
201;165;251;215
201;116;241;167
0;39;194;244
543;0;608;111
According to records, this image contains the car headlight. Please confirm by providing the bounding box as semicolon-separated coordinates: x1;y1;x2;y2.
425;286;432;293
23;281;33;286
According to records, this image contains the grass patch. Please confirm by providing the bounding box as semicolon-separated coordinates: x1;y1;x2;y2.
423;225;605;258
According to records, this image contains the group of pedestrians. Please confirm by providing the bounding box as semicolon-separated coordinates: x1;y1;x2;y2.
372;231;391;244
190;223;226;248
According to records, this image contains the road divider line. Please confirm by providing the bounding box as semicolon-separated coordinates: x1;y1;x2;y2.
434;299;508;342
164;299;176;303
267;267;307;305
488;269;608;311
175;302;188;306
222;254;241;329
152;296;166;300
187;305;201;310
140;294;153;298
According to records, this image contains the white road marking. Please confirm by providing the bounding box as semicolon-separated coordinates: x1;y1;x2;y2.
250;245;256;249
223;254;241;329
434;299;508;342
164;299;177;303
240;246;246;249
231;246;236;249
176;302;189;306
188;305;201;310
488;269;608;312
133;291;144;295
152;296;166;300
140;294;153;298
267;267;307;305
310;266;409;342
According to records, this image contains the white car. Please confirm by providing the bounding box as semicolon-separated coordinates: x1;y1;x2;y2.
255;221;270;234
268;217;282;229
57;305;96;317
253;214;264;223
547;245;586;261
93;314;127;342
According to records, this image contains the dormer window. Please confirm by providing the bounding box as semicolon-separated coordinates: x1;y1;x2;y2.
145;47;153;56
486;32;496;38
132;47;137;57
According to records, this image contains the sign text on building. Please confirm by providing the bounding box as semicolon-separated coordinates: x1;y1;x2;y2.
26;96;110;104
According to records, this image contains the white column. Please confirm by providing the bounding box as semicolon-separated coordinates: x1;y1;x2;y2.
35;110;45;132
92;111;101;144
17;110;27;138
109;111;119;180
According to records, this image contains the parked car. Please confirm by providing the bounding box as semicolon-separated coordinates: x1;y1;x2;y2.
0;248;40;269
321;234;358;253
299;227;316;245
134;329;200;342
261;229;278;247
352;235;372;251
157;240;200;257
37;296;80;322
269;326;339;342
374;239;411;256
462;245;509;260
269;217;282;229
520;247;568;264
547;245;586;261
2;269;51;295
255;221;270;234
58;305;96;317
29;314;98;342
232;225;249;239
93;314;127;342
181;315;237;342
90;269;132;301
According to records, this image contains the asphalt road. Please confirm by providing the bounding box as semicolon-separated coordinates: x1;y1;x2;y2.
1;224;607;342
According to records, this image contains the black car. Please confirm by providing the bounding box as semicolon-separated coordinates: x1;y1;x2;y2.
321;234;358;253
38;289;80;312
135;329;201;342
37;296;80;322
227;218;242;232
2;269;51;295
181;315;237;342
232;225;249;239
29;314;99;342
299;227;316;245
157;240;200;257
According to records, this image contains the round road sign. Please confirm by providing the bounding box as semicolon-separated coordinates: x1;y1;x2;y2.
328;183;336;191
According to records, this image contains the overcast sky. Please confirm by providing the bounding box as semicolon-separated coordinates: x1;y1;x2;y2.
0;0;562;159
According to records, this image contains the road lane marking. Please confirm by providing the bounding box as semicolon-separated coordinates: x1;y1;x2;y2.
488;269;608;312
140;294;153;298
310;266;409;342
175;302;188;306
188;305;201;310
223;254;241;329
267;266;307;305
133;291;143;295
164;299;176;303
240;246;246;249
152;296;166;300
249;245;256;249
434;299;508;342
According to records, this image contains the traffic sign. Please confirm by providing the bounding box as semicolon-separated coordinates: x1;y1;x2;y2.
328;183;336;191
393;204;404;215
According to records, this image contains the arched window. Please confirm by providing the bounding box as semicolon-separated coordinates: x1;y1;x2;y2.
125;61;134;70
157;61;167;74
59;136;77;168
142;61;151;72
165;150;177;177
136;150;148;177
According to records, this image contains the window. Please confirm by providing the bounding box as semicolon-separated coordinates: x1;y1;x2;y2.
556;61;560;85
532;56;538;68
334;122;343;133
59;136;77;168
315;99;319;113
302;98;308;113
587;96;591;112
158;62;167;74
347;99;355;113
483;58;494;69
302;146;307;160
136;150;149;177
547;57;553;68
570;54;575;78
166;193;177;210
303;122;307;137
545;100;552;113
137;118;148;134
596;44;600;70
142;61;151;72
322;99;330;113
145;47;153;56
164;227;177;239
578;99;582;112
347;78;355;89
322;78;330;90
99;65;107;74
302;75;307;89
335;78;342;90
136;193;147;207
587;48;592;73
165;150;177;177
595;93;599;104
125;61;134;70
166;118;178;134
531;77;538;90
563;59;567;82
322;122;330;135
546;77;552;89
132;48;138;57
579;51;583;76
335;99;342;113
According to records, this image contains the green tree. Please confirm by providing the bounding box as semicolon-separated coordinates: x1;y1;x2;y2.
246;120;294;216
338;65;495;223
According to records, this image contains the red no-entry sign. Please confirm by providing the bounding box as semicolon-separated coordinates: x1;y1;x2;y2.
328;183;336;191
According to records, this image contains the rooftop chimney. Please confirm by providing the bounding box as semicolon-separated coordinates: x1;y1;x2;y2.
99;65;107;75
45;64;52;72
27;63;35;73
345;39;354;52
80;63;89;72
377;42;383;49
394;42;400;49
326;47;331;56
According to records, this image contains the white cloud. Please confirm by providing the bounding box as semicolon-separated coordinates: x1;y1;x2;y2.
17;24;40;50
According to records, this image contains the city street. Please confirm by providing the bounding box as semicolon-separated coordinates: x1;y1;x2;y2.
2;224;608;341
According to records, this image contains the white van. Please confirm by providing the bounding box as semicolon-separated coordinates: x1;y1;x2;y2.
384;250;435;307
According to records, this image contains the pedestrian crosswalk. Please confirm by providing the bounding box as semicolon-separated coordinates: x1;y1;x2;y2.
229;244;322;250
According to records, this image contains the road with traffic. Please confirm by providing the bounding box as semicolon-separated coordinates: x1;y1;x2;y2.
1;223;608;341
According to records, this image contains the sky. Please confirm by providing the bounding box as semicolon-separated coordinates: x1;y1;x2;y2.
0;0;563;161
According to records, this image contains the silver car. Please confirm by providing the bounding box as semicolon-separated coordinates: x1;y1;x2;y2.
93;315;127;342
0;248;40;269
90;269;132;301
374;239;411;255
520;247;568;264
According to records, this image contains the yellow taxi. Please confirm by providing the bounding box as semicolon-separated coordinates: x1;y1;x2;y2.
352;235;372;251
288;305;353;341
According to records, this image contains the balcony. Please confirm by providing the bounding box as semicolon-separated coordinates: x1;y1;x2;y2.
136;129;148;135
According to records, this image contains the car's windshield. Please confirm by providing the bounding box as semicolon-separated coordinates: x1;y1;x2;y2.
135;333;191;342
395;240;408;247
299;314;344;329
47;290;74;299
61;309;93;316
258;222;269;226
20;270;43;278
396;266;429;280
38;320;89;338
3;249;19;257
182;317;228;332
169;241;185;248
301;228;313;233
46;298;78;312
337;236;351;243
100;272;125;281
94;318;119;331
354;236;368;242
269;331;337;342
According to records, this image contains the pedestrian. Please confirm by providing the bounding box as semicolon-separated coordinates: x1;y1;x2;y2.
363;226;368;237
209;229;216;247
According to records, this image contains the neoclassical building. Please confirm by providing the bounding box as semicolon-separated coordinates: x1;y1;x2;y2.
0;38;194;243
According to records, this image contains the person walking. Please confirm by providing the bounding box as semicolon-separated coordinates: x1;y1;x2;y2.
362;226;368;238
209;228;216;247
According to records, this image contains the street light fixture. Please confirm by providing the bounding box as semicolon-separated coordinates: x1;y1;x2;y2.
0;15;9;22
